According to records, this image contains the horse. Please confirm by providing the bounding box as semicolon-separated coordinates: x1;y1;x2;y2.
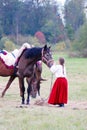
1;44;53;104
26;60;47;101
26;60;44;101
1;60;43;100
16;44;53;104
1;43;31;97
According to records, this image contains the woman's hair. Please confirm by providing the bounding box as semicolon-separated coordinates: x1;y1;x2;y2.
59;57;65;66
59;57;65;74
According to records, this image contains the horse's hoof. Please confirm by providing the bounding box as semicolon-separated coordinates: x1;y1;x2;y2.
1;93;4;98
26;103;29;105
22;101;25;105
26;102;30;105
20;93;23;97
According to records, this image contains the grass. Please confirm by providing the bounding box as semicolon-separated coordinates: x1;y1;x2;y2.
0;52;87;130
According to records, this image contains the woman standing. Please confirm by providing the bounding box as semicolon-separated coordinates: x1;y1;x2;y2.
48;57;68;107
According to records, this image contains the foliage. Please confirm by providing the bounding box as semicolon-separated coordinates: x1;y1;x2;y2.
0;36;15;51
35;31;46;44
64;0;85;40
52;42;66;51
0;23;3;39
0;0;86;47
68;51;81;58
4;40;16;51
27;35;41;47
72;22;87;51
0;37;9;49
65;25;74;40
7;34;40;47
0;0;64;44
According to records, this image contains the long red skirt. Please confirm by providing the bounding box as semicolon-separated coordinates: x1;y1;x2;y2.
48;77;68;105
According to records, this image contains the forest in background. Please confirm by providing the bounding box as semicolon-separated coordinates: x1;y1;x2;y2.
0;0;87;57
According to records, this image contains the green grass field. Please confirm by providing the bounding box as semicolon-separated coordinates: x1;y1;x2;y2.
0;52;87;130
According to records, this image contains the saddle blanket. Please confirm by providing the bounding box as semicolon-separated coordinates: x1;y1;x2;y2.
0;49;19;67
0;43;31;68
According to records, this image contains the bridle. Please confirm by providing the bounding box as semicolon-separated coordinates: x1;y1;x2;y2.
41;48;53;67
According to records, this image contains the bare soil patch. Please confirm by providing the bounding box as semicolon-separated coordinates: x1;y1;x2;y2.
0;93;87;110
33;98;87;110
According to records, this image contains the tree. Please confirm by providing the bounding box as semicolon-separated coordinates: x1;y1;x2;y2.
72;22;87;51
64;0;85;40
0;0;65;44
35;31;46;44
41;1;64;43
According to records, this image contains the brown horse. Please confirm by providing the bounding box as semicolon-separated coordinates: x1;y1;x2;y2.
0;59;17;97
1;45;53;104
1;60;43;99
1;59;43;102
26;61;44;103
17;44;53;104
1;43;31;97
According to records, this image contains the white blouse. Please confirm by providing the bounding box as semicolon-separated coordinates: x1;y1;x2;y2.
50;64;66;78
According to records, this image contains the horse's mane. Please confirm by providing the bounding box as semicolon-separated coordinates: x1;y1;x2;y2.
25;47;42;58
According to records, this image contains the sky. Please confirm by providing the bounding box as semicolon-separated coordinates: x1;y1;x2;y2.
56;0;66;6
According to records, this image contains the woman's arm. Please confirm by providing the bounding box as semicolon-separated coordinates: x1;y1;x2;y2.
50;64;58;74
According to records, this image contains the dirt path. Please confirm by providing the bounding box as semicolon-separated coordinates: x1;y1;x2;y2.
33;98;87;110
0;96;87;110
0;86;87;110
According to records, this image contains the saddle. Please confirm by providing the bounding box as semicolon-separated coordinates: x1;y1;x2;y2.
0;50;7;55
0;43;31;69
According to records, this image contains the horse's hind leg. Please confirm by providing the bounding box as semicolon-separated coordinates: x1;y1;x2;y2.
18;77;25;104
1;76;16;97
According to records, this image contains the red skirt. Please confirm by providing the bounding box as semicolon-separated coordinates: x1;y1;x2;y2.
48;77;68;105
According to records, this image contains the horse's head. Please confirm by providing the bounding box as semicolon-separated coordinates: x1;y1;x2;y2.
42;45;53;68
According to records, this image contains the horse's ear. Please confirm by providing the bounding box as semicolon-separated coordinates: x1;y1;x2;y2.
49;46;51;49
43;44;47;50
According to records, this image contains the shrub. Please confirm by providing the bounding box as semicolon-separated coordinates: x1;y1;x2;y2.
80;49;87;57
68;49;87;58
27;36;39;46
72;23;87;51
8;34;42;47
0;36;16;51
0;37;8;49
53;42;66;52
35;31;46;44
68;51;81;58
4;40;16;51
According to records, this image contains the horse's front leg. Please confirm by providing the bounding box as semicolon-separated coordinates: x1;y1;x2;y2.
1;75;16;97
36;81;41;100
37;81;40;96
18;77;25;104
26;83;31;105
